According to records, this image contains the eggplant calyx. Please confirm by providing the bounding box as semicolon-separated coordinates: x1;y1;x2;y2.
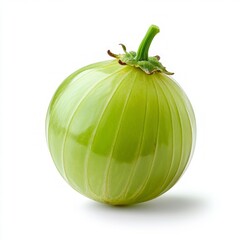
107;25;173;75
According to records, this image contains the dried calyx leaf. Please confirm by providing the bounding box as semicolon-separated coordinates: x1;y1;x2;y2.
107;25;173;75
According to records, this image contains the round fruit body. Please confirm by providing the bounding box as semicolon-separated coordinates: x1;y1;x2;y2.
46;59;196;205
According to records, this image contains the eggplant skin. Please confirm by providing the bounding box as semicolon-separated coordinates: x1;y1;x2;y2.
46;59;196;205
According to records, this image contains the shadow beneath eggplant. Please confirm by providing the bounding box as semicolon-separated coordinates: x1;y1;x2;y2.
84;193;209;221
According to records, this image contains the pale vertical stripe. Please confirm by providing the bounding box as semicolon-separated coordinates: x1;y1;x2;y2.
143;74;175;201
61;68;124;186
128;78;159;202
102;71;137;202
167;76;196;175
159;77;183;193
163;78;194;187
83;70;131;197
118;75;148;200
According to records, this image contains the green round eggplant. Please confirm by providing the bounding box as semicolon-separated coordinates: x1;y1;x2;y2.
46;25;196;205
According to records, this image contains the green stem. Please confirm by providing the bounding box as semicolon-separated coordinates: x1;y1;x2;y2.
135;25;160;61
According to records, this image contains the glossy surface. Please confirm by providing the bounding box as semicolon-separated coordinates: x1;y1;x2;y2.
46;60;196;205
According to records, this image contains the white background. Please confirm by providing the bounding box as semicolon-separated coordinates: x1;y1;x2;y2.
1;0;240;239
